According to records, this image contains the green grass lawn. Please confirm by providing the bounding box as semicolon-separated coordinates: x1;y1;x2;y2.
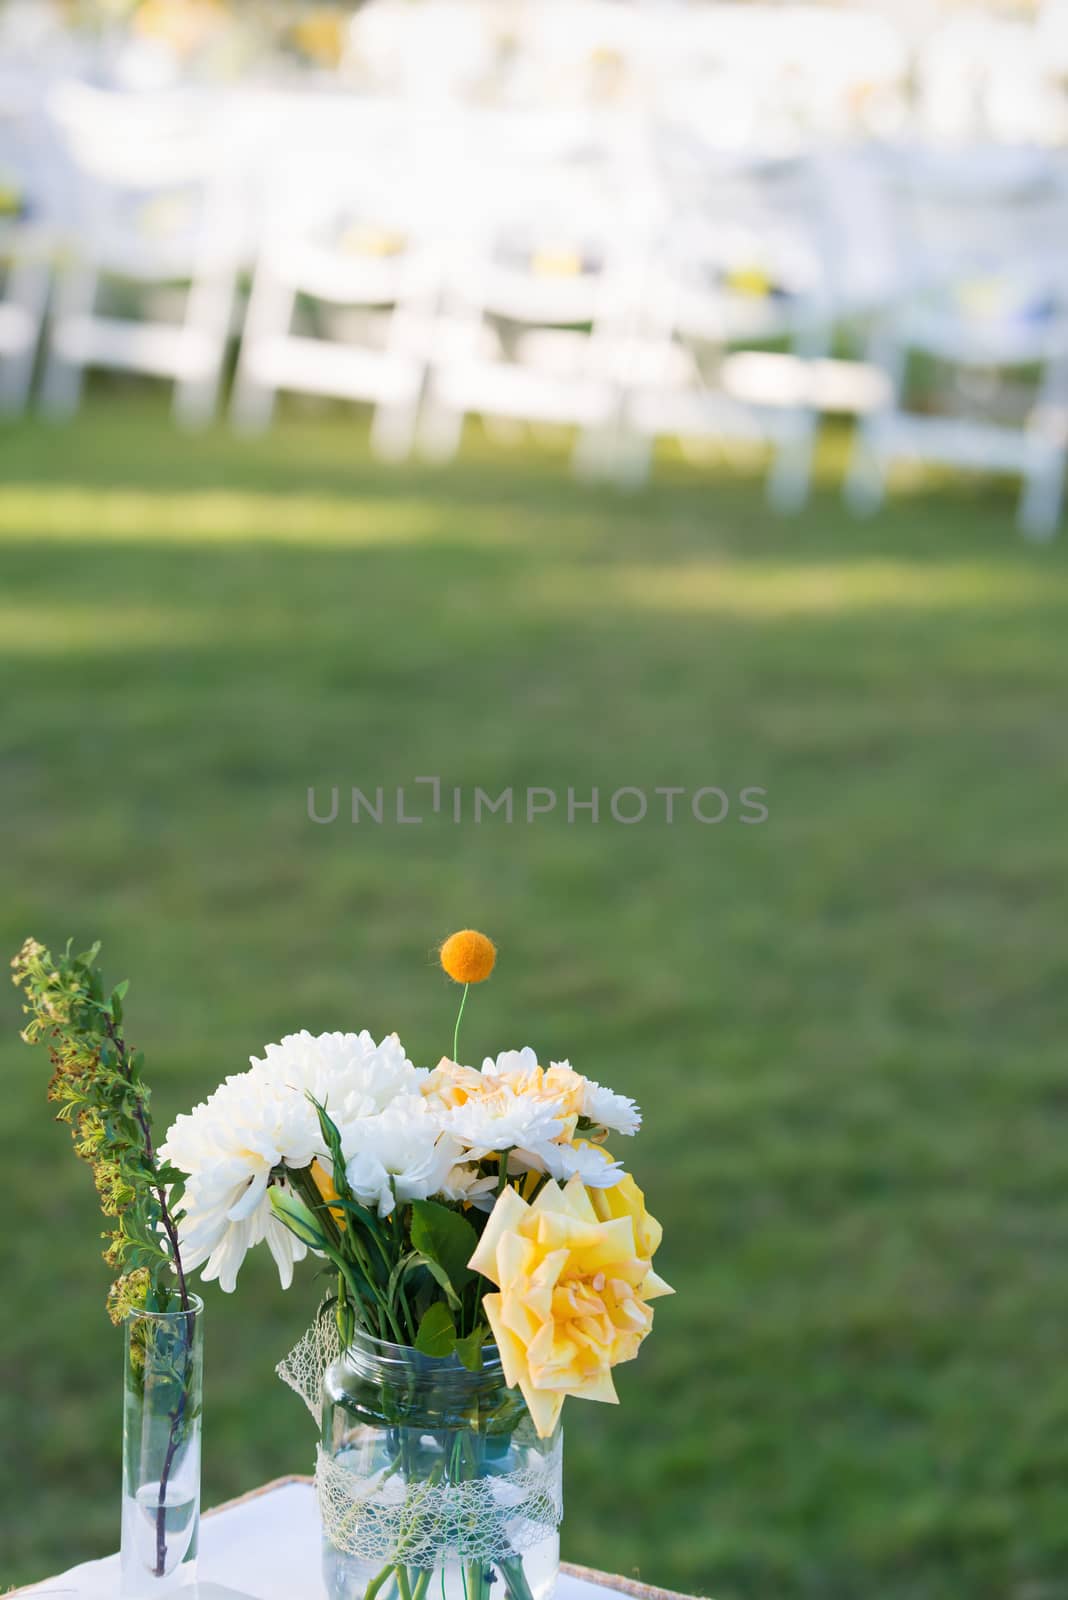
3;397;1068;1599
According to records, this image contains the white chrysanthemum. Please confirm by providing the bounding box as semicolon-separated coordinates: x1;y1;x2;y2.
536;1137;625;1188
250;1029;424;1128
438;1163;499;1208
343;1095;461;1218
161;1070;321;1292
440;1090;568;1167
547;1061;641;1138
481;1047;540;1083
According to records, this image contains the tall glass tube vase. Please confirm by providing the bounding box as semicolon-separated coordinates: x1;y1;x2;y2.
120;1295;204;1597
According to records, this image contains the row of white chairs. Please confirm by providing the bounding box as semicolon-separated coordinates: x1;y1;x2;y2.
338;3;1068;148
3;87;1068;536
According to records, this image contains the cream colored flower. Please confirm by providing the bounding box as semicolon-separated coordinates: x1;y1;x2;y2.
423;1052;628;1189
467;1176;673;1437
423;1055;571;1171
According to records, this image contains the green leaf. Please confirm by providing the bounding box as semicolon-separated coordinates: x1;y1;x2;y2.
414;1301;456;1358
412;1253;462;1310
409;1200;478;1294
325;1195;387;1239
454;1325;486;1372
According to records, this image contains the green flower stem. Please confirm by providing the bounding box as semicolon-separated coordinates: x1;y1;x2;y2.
499;1557;536;1600
290;1163;405;1344
411;1569;433;1600
452;984;469;1062
363;1564;397;1600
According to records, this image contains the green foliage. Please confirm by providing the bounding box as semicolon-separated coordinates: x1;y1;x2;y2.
277;1105;489;1351
10;936;188;1318
414;1301;457;1358
409;1200;478;1295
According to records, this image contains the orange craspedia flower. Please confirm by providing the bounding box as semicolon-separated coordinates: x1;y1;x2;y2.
439;929;496;985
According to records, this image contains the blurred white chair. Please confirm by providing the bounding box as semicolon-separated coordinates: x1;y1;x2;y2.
41;83;243;426
846;149;1068;539
619;157;835;508
347;1;499;101
0;107;59;414
916;15;1063;146
232;152;441;459
513;2;671;109
417;145;641;476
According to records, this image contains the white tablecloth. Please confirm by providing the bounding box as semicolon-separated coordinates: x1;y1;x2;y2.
16;1480;647;1600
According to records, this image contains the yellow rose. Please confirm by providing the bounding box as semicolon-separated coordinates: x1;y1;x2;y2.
468;1175;674;1437
588;1171;667;1277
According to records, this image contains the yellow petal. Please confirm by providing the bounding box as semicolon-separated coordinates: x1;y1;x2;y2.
570;1368;618;1405
641;1267;675;1300
482;1293;529;1392
467;1186;530;1283
520;1380;565;1439
558;1175;599;1223
529;1179;567;1218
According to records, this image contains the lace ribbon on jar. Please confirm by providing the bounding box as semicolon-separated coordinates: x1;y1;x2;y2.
314;1437;563;1566
277;1318;563;1567
277;1313;341;1423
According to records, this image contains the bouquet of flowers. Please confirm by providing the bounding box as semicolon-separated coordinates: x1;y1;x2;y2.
163;928;672;1600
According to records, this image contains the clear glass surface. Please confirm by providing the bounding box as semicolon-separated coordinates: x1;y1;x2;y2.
321;1332;561;1600
120;1296;203;1598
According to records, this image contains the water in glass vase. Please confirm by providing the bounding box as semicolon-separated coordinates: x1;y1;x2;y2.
120;1482;199;1588
120;1297;203;1598
321;1430;560;1600
319;1337;563;1600
323;1518;559;1600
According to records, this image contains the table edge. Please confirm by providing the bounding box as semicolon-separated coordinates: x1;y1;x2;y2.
7;1478;705;1600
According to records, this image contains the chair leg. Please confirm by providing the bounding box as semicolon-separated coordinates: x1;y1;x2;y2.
40;264;97;419
1018;449;1065;541
418;385;465;461
0;258;49;415
370;395;419;461
767;411;816;513
231;266;294;433
845;416;890;515
175;268;239;429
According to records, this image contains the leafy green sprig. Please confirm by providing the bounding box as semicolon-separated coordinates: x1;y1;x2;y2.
11;937;189;1319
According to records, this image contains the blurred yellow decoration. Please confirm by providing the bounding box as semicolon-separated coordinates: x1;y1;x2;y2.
340;222;408;258
957;277;1009;321
138;193;195;239
133;0;225;58
290;8;346;70
531;248;583;279
725;265;772;299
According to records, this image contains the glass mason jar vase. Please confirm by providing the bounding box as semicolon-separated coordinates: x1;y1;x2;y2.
320;1333;562;1600
120;1295;203;1598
